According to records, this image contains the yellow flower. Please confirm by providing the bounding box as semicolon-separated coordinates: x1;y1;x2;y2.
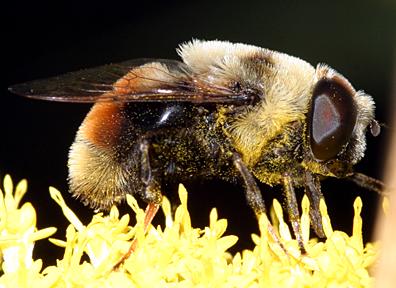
0;175;56;287
0;174;379;287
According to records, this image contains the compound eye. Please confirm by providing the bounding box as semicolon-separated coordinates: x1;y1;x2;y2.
308;78;357;161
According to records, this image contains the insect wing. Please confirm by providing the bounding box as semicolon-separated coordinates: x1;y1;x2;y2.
9;59;250;104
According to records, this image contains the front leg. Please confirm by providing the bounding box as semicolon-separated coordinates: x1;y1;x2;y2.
304;171;325;238
283;173;306;253
347;172;386;196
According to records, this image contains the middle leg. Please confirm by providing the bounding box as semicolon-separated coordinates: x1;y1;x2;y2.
232;153;287;253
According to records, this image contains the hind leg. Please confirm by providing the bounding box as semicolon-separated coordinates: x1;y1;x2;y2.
114;137;163;269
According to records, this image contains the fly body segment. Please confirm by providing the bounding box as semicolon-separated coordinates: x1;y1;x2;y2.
10;40;384;258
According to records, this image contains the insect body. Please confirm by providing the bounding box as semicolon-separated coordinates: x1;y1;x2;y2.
10;40;383;250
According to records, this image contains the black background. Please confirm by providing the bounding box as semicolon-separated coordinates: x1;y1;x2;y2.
2;0;395;266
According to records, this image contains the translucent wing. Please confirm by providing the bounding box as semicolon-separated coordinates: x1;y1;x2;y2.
9;59;252;104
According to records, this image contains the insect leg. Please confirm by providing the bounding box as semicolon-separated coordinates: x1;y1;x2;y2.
347;172;386;196
232;153;288;254
283;173;306;253
139;138;163;204
232;153;266;215
113;202;160;270
113;137;162;270
304;171;325;238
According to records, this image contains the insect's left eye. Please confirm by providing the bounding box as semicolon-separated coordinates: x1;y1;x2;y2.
308;78;357;161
